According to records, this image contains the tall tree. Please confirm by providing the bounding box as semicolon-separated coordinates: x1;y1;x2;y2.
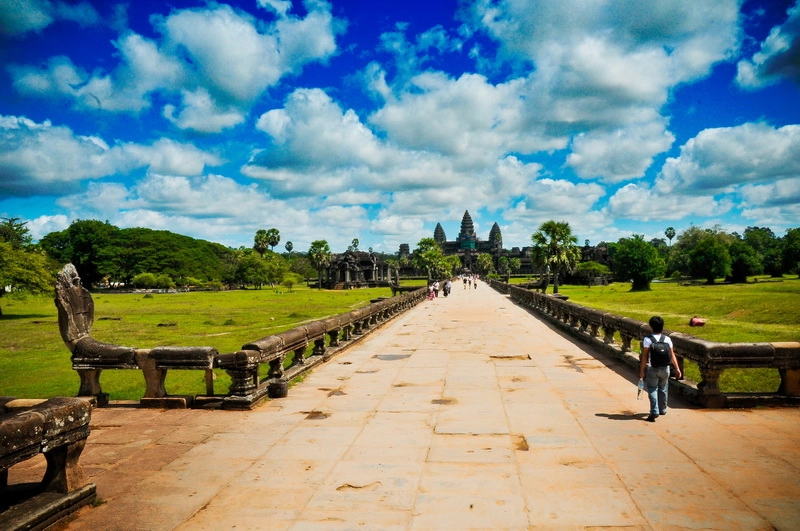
40;219;119;286
0;242;53;316
728;239;762;283
782;227;800;275
0;217;33;249
412;237;449;279
476;253;495;275
307;240;332;289
254;229;269;258
531;220;580;293
266;228;280;251
613;235;666;291
744;226;782;277
689;235;732;284
285;241;293;253
665;227;676;246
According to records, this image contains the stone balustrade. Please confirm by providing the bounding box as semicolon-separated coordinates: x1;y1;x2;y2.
216;290;427;409
56;261;428;409
489;280;800;408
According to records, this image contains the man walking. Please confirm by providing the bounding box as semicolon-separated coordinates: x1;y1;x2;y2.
639;316;682;422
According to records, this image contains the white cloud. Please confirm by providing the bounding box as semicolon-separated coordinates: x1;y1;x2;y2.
163;89;246;133
514;178;606;218
656;123;800;193
567;121;675;182
370;72;557;166
0;0;99;37
27;214;70;241
737;2;800;89
464;0;739;155
8;2;341;131
258;0;293;17
370;214;425;236
607;182;729;221
253;88;386;170
0;115;221;197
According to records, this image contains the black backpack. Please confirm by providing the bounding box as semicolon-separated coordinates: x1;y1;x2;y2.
648;335;671;367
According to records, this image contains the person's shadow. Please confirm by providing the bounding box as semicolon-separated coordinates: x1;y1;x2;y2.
595;412;650;421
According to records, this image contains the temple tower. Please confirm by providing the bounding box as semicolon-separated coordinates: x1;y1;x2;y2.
488;222;502;249
434;223;446;245
457;210;476;250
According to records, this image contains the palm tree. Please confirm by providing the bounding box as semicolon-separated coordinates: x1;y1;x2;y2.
253;229;269;258
266;228;280;251
665;227;676;247
285;241;293;253
531;220;580;294
307;240;332;290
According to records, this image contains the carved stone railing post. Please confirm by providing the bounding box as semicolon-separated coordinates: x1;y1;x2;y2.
602;326;616;345
292;346;307;367
269;353;285;379
328;330;340;348
313;338;326;357
698;366;724;407
620;333;633;353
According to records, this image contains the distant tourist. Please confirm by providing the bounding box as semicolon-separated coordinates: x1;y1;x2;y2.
639;316;682;422
443;279;452;297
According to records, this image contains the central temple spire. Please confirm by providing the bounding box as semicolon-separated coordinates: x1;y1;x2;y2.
457;210;476;250
459;210;474;238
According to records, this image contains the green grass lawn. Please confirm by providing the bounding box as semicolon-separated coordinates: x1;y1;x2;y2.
552;277;800;393
3;277;797;399
0;285;393;400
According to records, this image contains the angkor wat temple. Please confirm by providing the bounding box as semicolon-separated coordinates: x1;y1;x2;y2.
401;210;534;273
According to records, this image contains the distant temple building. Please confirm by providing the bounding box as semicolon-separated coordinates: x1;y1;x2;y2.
322;250;392;289
402;210;534;273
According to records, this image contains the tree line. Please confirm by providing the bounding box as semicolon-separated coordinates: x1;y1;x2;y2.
2;217;799;316
406;221;800;293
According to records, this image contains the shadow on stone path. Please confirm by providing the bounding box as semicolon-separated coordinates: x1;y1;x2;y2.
11;283;800;529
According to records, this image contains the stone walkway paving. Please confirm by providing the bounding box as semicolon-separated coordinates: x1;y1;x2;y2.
10;282;800;529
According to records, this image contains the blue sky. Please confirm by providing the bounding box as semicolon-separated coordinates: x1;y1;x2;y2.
1;0;799;254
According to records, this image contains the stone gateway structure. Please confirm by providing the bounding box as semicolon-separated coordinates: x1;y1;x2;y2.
321;250;392;289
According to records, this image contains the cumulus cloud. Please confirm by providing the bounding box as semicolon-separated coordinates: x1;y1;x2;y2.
567;121;675;182
0;115;221;197
370;213;425;236
27;214;70;241
370;72;559;166
0;0;100;37
607;182;730;221
737;2;800;88
656;123;800;193
513;178;606;218
8;2;341;131
253;88;387;170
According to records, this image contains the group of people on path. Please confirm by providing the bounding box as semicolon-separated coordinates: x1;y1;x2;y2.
427;274;481;300
461;273;479;290
427;279;453;299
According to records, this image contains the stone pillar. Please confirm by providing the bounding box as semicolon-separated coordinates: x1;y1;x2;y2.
42;439;88;494
76;369;108;406
778;369;800;396
698;366;726;408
